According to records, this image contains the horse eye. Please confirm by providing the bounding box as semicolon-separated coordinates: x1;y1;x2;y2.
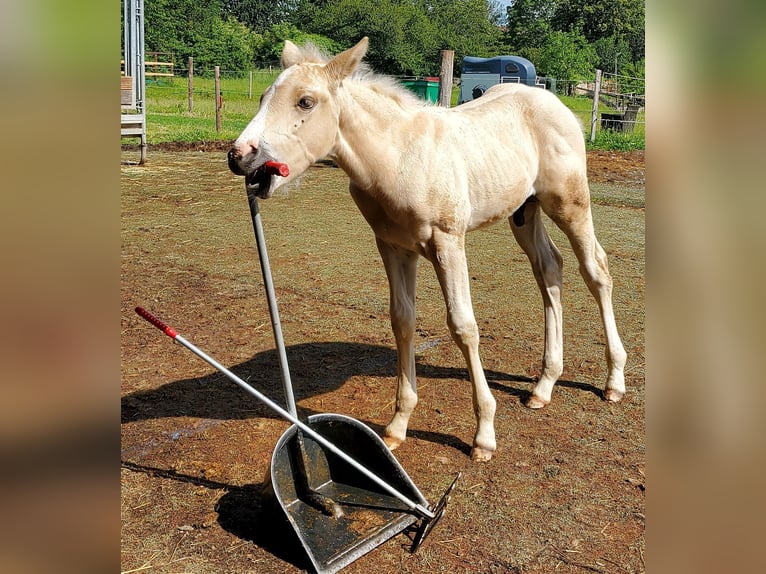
297;97;315;110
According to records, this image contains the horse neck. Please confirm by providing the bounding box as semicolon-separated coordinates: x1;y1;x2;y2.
331;81;416;190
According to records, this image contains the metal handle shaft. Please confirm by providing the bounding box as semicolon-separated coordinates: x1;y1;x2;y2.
247;195;298;418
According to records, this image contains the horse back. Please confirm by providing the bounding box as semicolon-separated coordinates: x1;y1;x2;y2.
457;83;585;155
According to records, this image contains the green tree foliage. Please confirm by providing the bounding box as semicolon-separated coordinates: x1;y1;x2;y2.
141;0;644;86
292;0;503;75
424;0;504;70
504;0;556;64
504;0;643;89
537;30;596;93
620;58;645;95
252;22;342;64
592;35;632;80
552;0;644;61
223;1;299;31
296;0;439;75
145;0;257;72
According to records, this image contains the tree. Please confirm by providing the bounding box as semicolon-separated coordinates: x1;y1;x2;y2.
144;0;221;61
300;0;439;75
296;0;503;75
252;22;341;64
552;0;644;61
194;16;258;71
223;1;299;31
620;58;645;96
503;0;643;88
592;35;632;78
426;0;504;69
537;30;596;94
504;0;556;53
145;0;258;72
502;0;558;66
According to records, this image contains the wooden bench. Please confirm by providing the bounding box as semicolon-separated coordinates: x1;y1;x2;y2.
121;73;147;164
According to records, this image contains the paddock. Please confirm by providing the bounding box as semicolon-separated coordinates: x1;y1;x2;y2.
121;150;644;573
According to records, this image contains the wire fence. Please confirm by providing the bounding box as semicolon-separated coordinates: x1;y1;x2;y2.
130;62;645;144
146;63;644;99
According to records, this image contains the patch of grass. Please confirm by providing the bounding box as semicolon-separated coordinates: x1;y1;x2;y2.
143;72;279;143
558;94;645;151
588;129;646;152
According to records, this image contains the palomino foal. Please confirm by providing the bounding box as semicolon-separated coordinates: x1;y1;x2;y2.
228;38;627;461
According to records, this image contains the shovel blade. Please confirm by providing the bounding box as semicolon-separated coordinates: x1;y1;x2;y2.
269;413;428;573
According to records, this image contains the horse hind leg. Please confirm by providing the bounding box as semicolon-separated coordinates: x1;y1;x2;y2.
539;182;628;402
510;198;565;408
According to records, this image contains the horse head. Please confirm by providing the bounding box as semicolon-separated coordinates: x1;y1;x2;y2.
227;37;369;198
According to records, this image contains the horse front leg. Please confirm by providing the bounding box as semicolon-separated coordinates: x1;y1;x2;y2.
428;231;497;461
375;238;420;451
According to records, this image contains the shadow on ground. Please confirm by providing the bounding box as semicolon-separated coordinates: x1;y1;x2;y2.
122;341;603;455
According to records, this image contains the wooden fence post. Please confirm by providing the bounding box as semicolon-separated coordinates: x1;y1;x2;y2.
215;66;221;133
438;49;455;108
187;57;193;113
590;69;602;143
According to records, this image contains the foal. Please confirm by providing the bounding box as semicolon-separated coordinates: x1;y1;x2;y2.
228;38;627;461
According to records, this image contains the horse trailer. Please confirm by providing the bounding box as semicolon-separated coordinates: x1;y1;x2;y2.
458;55;542;105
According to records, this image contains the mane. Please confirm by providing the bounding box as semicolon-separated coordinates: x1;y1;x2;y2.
291;42;430;109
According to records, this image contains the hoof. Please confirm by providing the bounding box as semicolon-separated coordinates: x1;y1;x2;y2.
383;435;403;451
604;388;625;403
470;446;494;462
525;394;549;409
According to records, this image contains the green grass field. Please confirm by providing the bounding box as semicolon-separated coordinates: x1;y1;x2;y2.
133;74;644;150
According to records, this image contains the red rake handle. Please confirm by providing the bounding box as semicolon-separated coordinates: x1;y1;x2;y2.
263;161;289;177
135;307;177;339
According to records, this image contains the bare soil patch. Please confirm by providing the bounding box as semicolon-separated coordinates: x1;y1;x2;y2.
121;151;644;573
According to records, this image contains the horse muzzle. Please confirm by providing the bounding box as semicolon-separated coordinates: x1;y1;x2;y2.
227;147;247;176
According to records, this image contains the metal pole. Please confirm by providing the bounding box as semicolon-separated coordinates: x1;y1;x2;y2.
187;56;193;113
247;195;297;417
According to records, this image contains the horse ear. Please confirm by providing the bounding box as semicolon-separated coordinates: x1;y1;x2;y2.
325;37;369;84
281;40;303;69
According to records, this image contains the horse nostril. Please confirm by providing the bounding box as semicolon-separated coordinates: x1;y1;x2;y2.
227;147;240;162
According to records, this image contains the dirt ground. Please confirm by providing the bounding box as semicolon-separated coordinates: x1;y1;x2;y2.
121;149;644;573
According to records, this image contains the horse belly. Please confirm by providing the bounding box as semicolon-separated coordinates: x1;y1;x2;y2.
348;183;433;251
466;178;533;231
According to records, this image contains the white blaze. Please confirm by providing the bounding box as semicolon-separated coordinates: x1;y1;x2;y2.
234;68;293;152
